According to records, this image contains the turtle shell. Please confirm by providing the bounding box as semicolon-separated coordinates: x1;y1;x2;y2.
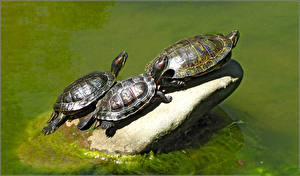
93;73;156;121
54;71;114;112
146;33;233;79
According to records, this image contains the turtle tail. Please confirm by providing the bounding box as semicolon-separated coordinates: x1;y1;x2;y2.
77;112;97;130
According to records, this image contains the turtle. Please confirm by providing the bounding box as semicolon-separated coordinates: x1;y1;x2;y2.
145;30;240;87
77;55;172;134
42;51;128;135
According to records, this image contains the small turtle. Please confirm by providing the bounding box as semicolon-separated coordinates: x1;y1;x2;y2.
42;51;128;135
77;56;172;133
145;30;240;87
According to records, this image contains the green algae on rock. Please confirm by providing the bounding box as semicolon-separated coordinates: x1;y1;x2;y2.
18;106;245;175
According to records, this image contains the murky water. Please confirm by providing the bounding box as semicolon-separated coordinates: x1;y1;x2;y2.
2;1;298;175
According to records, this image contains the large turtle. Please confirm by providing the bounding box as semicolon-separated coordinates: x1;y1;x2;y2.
77;56;172;133
42;51;128;135
145;30;240;87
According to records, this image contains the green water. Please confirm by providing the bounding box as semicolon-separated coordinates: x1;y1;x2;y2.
1;1;298;175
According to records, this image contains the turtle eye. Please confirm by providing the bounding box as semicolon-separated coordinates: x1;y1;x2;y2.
155;58;166;71
158;60;164;69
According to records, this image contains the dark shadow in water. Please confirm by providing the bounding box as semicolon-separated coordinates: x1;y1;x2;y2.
103;59;243;137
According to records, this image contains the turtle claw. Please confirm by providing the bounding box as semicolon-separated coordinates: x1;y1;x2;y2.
179;81;186;86
160;79;186;87
172;80;185;87
42;124;57;135
43;113;67;135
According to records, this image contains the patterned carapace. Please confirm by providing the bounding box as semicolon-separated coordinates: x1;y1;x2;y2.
94;73;156;121
145;30;240;83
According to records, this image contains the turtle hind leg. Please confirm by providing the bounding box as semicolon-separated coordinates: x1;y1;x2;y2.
42;113;68;135
77;114;96;130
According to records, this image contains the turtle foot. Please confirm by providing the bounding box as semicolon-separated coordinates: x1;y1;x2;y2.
174;80;186;87
105;128;116;137
101;121;116;137
42;124;57;135
156;90;172;103
165;95;172;103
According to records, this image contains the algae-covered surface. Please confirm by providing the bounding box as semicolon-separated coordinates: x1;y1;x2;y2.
17;107;245;175
2;1;299;175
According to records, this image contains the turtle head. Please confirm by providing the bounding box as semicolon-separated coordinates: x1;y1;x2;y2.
111;51;128;78
150;56;168;83
227;30;240;48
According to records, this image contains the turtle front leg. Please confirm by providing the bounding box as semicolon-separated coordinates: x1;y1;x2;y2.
42;113;68;135
160;78;186;87
170;79;186;86
156;90;172;103
47;111;58;123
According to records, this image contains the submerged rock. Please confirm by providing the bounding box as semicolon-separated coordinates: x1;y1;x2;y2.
68;59;243;154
